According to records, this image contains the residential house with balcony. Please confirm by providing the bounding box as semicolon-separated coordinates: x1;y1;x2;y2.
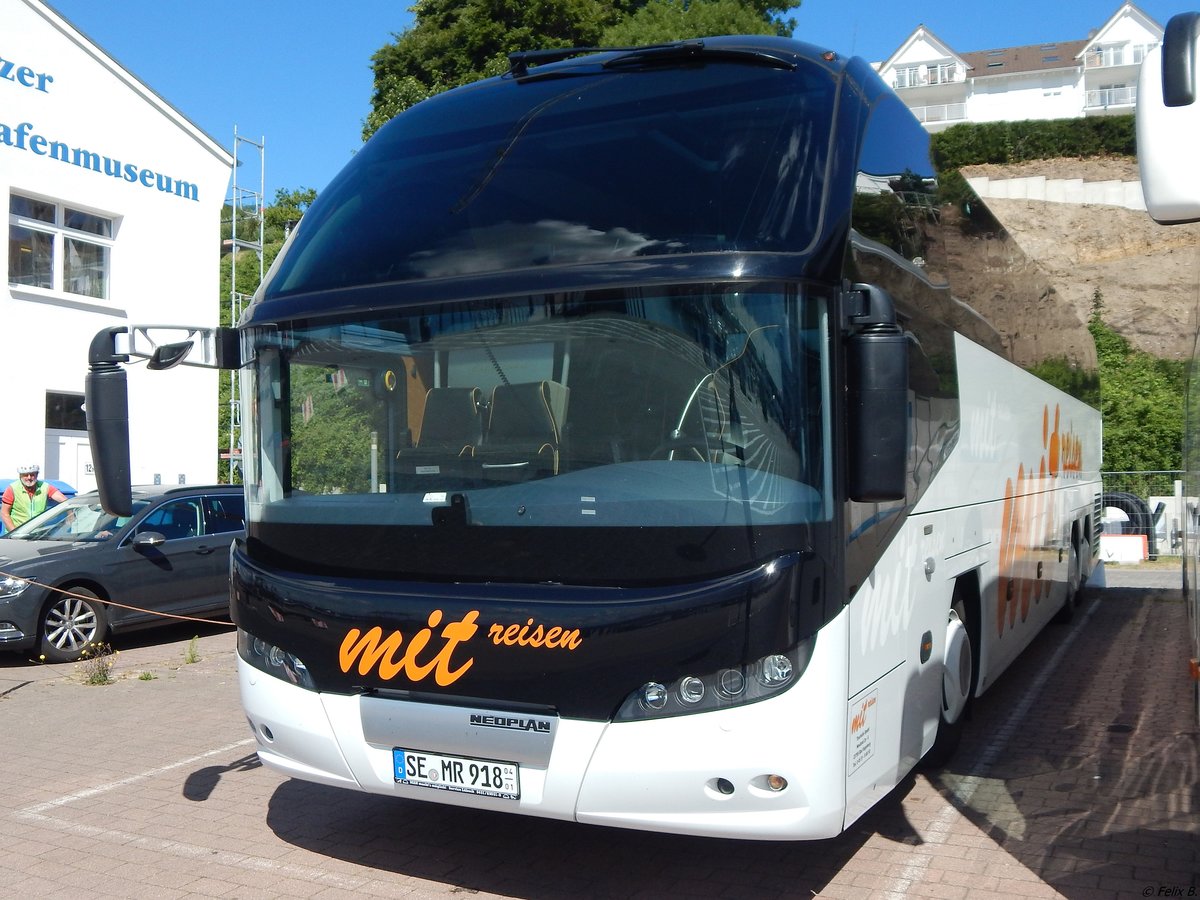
877;2;1163;131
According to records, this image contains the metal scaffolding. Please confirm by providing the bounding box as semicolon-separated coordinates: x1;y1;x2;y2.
225;126;264;482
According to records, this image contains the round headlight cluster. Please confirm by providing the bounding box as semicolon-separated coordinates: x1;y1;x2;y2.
757;653;793;687
238;628;316;691
619;640;813;721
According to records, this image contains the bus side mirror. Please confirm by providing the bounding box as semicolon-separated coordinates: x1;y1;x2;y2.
845;285;908;503
1137;12;1200;224
85;327;133;516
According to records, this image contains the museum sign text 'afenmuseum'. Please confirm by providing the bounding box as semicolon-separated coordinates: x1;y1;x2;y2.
1;49;201;202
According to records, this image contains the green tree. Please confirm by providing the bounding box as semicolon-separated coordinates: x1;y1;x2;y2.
365;0;797;137
216;187;319;481
288;367;380;494
1089;298;1185;472
600;0;791;47
265;187;317;242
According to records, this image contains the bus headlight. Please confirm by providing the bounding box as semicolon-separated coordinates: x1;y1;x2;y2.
238;628;317;691
756;653;794;687
614;638;814;722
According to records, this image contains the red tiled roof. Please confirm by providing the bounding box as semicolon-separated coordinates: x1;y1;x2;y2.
959;39;1090;76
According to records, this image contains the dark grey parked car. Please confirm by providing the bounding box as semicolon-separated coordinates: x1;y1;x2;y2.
0;485;244;663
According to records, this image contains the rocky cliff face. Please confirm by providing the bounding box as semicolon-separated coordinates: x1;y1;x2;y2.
962;158;1200;361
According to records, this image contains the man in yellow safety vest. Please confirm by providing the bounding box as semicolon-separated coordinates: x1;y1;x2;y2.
1;464;68;533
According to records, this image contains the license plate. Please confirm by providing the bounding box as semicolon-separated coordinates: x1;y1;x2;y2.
393;748;520;800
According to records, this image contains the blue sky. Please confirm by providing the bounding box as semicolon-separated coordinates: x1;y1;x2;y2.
47;0;1186;201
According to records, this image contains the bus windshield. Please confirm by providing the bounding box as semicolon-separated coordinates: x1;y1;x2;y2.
264;57;835;296
241;283;833;585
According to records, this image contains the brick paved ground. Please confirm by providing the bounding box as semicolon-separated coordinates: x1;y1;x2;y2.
0;564;1195;899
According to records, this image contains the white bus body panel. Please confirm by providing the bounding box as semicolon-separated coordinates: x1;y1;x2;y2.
843;335;1101;825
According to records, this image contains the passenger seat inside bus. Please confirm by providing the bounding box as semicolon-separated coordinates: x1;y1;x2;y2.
395;386;484;476
477;380;569;480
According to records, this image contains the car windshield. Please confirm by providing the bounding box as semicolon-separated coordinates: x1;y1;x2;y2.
240;283;834;585
8;498;146;542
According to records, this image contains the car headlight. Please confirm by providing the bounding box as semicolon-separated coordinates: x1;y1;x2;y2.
237;628;316;691
613;638;815;722
0;574;31;598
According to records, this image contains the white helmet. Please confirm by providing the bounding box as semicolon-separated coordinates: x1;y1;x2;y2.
16;464;39;475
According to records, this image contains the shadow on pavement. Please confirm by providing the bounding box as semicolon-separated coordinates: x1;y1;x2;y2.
262;776;914;897
930;586;1200;897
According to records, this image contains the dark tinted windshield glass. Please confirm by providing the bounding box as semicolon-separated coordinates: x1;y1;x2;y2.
241;284;833;585
266;60;836;297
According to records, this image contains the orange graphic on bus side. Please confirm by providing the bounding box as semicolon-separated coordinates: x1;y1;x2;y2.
850;694;876;734
996;405;1082;637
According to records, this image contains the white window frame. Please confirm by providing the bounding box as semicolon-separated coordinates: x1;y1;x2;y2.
894;66;923;89
8;191;116;301
927;63;956;85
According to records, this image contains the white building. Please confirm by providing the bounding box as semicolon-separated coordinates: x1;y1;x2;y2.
2;0;233;493
878;2;1164;131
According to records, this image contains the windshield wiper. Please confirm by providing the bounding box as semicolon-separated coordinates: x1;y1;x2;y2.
602;41;797;72
508;46;606;77
508;40;797;79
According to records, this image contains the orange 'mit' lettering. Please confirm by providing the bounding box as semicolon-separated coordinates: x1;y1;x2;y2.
338;609;481;686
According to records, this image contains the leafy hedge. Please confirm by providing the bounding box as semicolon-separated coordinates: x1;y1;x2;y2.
930;115;1136;171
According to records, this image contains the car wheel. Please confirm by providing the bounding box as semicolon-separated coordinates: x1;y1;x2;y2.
39;587;109;663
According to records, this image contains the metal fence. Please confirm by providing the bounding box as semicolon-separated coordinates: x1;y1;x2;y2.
1101;470;1186;557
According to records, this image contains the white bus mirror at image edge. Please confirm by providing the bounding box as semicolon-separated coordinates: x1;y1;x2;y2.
1137;11;1200;225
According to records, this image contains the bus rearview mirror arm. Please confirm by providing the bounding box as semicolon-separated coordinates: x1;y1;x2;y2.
844;284;908;503
84;325;242;517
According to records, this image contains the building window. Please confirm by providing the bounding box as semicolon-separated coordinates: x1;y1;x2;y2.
8;192;113;300
928;63;956;85
895;66;922;89
46;392;87;431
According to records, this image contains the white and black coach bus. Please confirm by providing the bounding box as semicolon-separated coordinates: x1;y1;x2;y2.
86;35;1102;839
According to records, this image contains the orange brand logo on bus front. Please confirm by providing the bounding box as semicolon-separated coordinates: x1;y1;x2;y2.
996;405;1083;637
338;610;584;686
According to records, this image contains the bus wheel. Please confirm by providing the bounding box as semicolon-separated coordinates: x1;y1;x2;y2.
923;595;974;768
1053;535;1082;624
39;587;108;664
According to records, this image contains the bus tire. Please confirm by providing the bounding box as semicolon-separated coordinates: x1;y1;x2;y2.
1053;533;1083;625
923;584;976;769
39;586;108;664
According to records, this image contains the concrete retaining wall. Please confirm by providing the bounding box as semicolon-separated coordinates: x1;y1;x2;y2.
966;175;1146;210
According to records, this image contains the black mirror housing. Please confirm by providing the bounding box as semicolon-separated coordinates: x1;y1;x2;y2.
845;285;908;503
85;327;133;516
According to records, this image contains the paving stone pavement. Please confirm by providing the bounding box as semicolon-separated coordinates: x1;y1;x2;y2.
0;562;1196;899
